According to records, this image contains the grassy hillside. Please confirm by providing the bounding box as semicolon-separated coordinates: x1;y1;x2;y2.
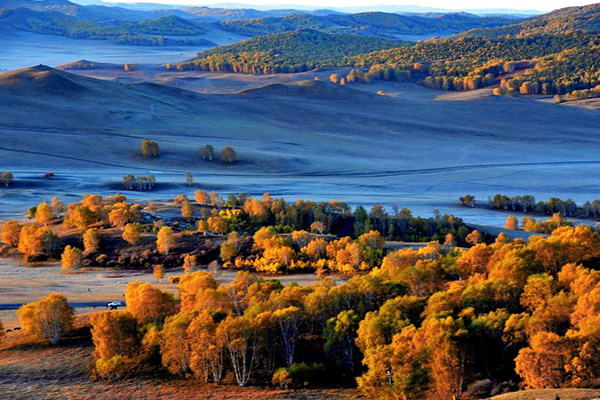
458;2;600;37
218;11;523;38
0;8;215;46
178;30;404;73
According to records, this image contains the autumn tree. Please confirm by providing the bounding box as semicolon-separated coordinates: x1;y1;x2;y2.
83;228;100;252
208;216;227;234
194;189;209;204
157;226;175;255
91;311;140;360
1;220;21;247
465;230;482;245
154;264;165;282
50;197;64;217
181;199;194;219
35;201;54;225
18;225;44;258
61;245;82;271
123;223;142;245
310;221;325;234
189;311;225;383
217;315;260;386
90;310;140;377
515;331;571;388
141;138;159;157
125;280;177;325
161;312;195;375
505;215;519;230
17;293;74;345
183;254;197;274
221;146;237;163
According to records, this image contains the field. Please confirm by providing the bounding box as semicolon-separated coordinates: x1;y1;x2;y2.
1;62;599;228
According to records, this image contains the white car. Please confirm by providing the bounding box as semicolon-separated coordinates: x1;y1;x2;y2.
107;301;124;309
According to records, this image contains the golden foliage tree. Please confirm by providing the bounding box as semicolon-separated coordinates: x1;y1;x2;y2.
123;223;142;245
189;311;225;383
221;146;237;163
183;254;197;274
154;264;165;282
17;293;74;345
194;189;209;204
83;228;100;252
156;226;175;255
505;215;519;230
125;280;177;325
160;312;195;375
90;310;140;360
61;245;82;271
181;199;194;219
35;201;54;225
1;220;21;247
18;225;44;258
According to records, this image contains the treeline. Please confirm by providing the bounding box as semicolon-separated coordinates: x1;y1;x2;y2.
463;193;600;219
0;191;470;266
11;223;600;398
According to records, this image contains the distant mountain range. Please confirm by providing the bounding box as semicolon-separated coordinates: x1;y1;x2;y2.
0;0;533;45
217;12;524;38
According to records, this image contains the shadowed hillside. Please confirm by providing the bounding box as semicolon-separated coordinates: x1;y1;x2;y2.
219;11;524;38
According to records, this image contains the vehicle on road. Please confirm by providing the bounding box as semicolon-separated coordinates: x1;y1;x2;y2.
107;301;124;310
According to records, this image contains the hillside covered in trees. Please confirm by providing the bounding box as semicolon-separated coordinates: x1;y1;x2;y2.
457;2;600;38
218;11;522;38
177;30;403;73
178;3;600;98
0;8;215;46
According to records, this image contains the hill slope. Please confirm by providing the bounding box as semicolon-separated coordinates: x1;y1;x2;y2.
218;11;523;38
178;30;404;73
0;8;214;46
458;2;600;37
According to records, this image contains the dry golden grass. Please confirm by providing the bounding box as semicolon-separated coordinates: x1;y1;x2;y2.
491;389;600;400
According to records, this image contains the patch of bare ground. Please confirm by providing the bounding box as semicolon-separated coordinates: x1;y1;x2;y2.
490;389;600;400
0;320;363;400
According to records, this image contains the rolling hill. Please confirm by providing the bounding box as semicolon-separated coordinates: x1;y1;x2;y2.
218;11;525;38
457;2;600;37
0;8;215;46
178;30;404;73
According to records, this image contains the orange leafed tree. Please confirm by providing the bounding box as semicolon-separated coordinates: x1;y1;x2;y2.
17;293;74;345
61;245;82;271
123;223;142;245
35;201;54;225
125;280;177;325
83;228;100;252
156;226;175;255
1;220;21;247
90;310;140;360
